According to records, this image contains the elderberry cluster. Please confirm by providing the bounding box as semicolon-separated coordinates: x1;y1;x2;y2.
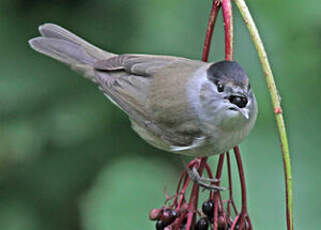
150;200;250;230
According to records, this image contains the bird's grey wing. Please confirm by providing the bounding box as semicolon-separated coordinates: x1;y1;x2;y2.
93;55;205;150
93;54;182;132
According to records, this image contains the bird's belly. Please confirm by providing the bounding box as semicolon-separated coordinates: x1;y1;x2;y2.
130;120;249;157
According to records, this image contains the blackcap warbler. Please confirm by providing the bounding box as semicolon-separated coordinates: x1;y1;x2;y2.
29;24;258;157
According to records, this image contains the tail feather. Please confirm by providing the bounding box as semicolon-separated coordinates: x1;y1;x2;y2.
38;24;114;61
29;37;95;65
29;23;116;79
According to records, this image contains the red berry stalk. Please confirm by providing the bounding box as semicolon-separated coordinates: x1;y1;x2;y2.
222;0;253;228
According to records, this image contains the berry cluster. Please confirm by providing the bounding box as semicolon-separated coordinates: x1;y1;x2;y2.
150;199;250;230
148;155;253;230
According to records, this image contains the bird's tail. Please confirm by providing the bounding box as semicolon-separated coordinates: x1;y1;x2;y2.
29;23;115;79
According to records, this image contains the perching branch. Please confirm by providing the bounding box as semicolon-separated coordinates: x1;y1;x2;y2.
202;0;221;62
222;0;233;60
233;1;294;230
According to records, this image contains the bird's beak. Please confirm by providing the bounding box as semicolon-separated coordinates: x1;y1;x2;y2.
239;108;250;120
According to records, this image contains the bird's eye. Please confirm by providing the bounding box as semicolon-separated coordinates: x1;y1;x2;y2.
217;83;224;93
248;83;251;91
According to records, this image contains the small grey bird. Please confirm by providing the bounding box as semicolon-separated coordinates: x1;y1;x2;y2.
29;23;257;157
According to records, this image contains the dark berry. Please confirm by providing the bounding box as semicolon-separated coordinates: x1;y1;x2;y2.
160;209;178;225
195;218;209;230
169;209;178;222
156;220;165;230
202;200;214;217
218;215;227;230
182;217;187;225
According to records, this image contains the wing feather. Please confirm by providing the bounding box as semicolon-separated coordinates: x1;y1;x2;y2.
93;54;181;119
92;55;205;149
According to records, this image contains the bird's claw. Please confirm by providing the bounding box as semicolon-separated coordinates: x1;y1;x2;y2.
185;166;226;192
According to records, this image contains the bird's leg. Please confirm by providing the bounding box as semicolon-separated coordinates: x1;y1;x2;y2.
185;164;226;191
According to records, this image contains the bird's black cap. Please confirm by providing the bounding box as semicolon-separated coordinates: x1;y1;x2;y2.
207;60;249;87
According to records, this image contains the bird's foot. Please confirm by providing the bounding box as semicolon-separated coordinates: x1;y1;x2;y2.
186;166;226;191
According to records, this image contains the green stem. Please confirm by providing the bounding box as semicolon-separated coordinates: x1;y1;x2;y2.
233;1;293;230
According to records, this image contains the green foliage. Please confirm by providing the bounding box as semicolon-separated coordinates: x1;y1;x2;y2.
0;0;320;229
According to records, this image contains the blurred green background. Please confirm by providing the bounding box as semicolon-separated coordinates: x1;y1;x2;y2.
0;0;320;229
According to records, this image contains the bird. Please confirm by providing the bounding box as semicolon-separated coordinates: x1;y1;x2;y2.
29;23;258;158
